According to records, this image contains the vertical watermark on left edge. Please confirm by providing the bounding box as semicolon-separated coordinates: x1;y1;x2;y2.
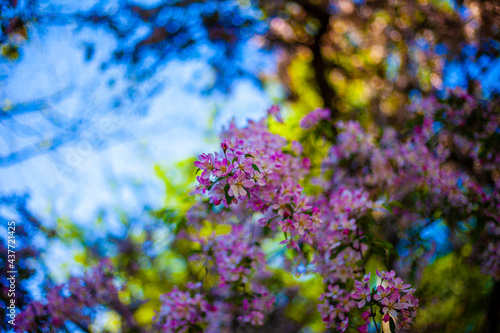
6;220;17;326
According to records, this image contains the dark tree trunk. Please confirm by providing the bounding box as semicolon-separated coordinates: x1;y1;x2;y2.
486;279;500;333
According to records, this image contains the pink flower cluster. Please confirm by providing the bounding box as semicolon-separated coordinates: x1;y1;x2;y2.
312;186;371;283
156;225;274;331
301;90;497;329
329;119;468;204
322;90;500;281
299;107;331;129
481;241;500;281
194;117;321;247
154;283;219;333
329;121;374;162
196;226;274;326
312;187;375;332
317;271;418;332
195;150;261;204
267;104;283;123
202;225;266;286
481;222;500;280
317;284;356;332
352;271;418;330
16;260;120;333
192;109;423;332
237;284;275;326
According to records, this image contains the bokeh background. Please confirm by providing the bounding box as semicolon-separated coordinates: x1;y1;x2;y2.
1;0;499;332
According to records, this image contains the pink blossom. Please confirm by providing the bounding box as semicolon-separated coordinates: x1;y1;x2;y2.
251;171;266;186
293;213;311;235
267;104;283;123
228;173;254;198
194;153;215;179
213;158;232;177
278;219;295;232
352;285;371;308
279;238;300;251
300;108;331;129
233;155;254;174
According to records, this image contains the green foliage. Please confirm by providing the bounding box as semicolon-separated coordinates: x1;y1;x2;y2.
154;158;197;213
414;247;493;332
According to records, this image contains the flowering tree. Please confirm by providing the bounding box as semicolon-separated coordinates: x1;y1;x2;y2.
3;0;500;331
8;88;500;332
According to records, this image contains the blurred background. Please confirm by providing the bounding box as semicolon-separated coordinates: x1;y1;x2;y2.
0;0;499;331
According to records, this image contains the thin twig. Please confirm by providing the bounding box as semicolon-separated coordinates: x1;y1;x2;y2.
371;306;380;333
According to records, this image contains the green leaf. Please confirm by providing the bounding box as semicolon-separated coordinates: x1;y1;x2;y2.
371;246;386;258
389;317;397;333
224;183;233;205
382;204;394;214
377;240;394;250
364;233;374;244
252;164;260;172
331;243;349;258
389;247;400;260
268;215;280;223
389;200;405;209
195;168;201;174
246;189;251;200
174;217;187;235
244;154;254;158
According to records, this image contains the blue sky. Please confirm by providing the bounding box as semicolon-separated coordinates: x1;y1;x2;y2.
0;17;278;228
